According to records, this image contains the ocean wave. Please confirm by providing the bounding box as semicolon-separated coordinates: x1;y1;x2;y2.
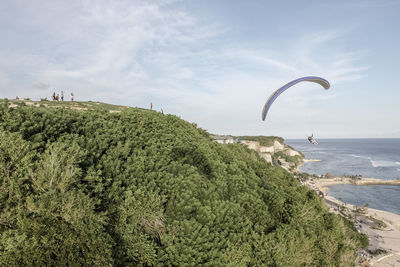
348;154;371;160
370;160;399;168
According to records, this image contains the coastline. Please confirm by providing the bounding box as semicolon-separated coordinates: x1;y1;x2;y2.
296;158;400;266
249;139;400;265
302;175;400;266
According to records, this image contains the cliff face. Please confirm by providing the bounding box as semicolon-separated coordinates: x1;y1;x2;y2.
241;139;303;171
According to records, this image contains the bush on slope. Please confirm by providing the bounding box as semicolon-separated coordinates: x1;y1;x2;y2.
0;104;366;266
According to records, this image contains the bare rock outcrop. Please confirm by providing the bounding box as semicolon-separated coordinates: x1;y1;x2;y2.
285;148;301;157
241;139;303;171
212;136;304;171
273;140;284;151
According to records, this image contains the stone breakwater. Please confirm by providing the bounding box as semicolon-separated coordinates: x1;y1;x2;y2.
316;177;400;186
302;176;400;203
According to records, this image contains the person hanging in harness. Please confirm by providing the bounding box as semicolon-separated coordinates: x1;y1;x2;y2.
308;134;318;145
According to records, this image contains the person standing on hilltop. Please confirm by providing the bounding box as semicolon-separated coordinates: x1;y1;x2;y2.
150;102;153;110
61;91;64;101
52;92;56;101
70;92;74;101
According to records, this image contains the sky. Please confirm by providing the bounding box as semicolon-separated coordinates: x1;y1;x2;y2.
1;0;399;138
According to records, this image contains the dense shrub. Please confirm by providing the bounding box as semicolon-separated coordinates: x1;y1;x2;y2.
0;103;365;266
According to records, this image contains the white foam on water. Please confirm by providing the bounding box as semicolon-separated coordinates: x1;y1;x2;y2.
348;154;371;160
370;159;398;168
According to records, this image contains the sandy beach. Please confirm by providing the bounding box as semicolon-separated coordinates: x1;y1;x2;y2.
303;176;400;266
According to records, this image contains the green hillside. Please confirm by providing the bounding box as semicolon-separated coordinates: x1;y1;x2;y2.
0;100;367;266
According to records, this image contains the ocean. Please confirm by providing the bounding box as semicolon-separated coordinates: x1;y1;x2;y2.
286;139;400;215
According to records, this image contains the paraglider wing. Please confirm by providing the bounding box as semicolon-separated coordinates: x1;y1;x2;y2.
261;76;330;121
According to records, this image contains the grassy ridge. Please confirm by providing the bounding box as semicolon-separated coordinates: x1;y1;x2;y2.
4;98;134;112
0;100;366;266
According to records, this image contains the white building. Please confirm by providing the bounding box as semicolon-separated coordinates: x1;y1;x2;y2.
212;135;236;144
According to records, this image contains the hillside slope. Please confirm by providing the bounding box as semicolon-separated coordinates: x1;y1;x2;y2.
0;100;366;266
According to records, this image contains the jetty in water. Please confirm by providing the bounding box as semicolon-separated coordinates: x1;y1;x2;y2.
315;177;400;186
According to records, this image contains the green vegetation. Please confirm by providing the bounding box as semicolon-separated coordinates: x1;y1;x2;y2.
286;144;305;158
369;248;387;256
295;172;319;181
272;151;303;170
0;101;366;266
354;204;369;216
368;216;387;230
342;218;369;249
239;135;284;147
4;99;133;112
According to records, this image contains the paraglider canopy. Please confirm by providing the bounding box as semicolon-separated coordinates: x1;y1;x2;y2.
261;76;330;121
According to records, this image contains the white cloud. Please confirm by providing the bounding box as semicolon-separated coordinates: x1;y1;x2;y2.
33;81;50;90
2;1;392;137
0;0;220;102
